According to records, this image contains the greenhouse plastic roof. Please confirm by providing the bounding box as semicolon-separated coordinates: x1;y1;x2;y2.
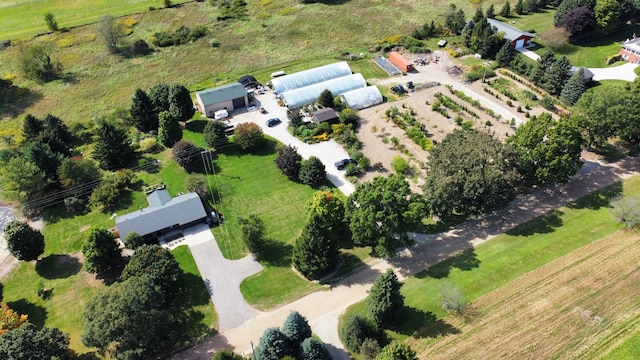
340;86;383;110
270;62;352;95
280;73;367;109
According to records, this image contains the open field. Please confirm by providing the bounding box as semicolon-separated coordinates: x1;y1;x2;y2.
412;229;640;359
0;0;189;40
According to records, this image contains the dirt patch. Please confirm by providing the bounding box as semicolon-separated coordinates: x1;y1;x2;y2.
410;230;640;359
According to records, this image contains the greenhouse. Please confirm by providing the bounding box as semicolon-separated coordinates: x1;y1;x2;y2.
269;62;353;95
339;86;383;110
279;73;367;109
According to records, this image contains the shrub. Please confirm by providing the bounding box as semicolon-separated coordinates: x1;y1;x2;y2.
391;156;410;175
299;156;326;185
172;140;201;169
275;145;302;180
339;314;379;353
234;122;264;150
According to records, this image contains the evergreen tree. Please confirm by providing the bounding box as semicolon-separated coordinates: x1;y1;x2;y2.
81;226;121;274
281;311;312;349
39;114;72;157
204;120;229;150
486;4;496;18
531;50;556;85
157;111;183;147
238;214;267;258
148;83;171;114
473;6;485;23
256;328;290;360
495;40;516;67
292;214;339;280
560;68;587;105
375;342;417;360
515;0;526;14
445;5;466;34
168;84;195;122
542;55;571;95
317;89;334;108
22;114;43;140
299;338;331;360
366;269;404;327
93;120;134;170
21;141;64;181
298;156;326;185
500;0;512;17
130;88;158;133
525;0;539;12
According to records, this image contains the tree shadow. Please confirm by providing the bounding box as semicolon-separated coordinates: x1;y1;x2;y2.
95;258;127;285
36;254;82;279
101;188;135;214
221;137;277;157
7;299;47;328
175;307;213;345
258;239;292;267
416;248;480;279
392;306;460;338
506;209;564;237
566;181;622;210
0;83;43;119
186;119;208;134
178;273;211;308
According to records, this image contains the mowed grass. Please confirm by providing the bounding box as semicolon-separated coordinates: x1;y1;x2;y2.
0;0;189;40
604;331;640;360
341;175;640;357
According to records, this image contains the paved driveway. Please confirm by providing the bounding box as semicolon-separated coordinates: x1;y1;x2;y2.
166;224;263;332
226;94;356;196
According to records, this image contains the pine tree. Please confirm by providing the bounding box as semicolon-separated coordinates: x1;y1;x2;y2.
22;114;43;140
473;6;485;23
560;68;587;105
130;88;158;133
148;83;171;114
543;55;571;95
256;328;290;360
531;50;556;85
366;269;404;327
281;311;312;349
299;338;331;360
317;89;334;108
500;0;512;17
495;40;516;67
292;214;339;280
168;84;195;122
157;110;183;147
515;0;525;14
486;4;496;18
92;119;134;170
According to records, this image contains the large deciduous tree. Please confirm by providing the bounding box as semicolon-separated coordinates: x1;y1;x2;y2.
554;0;596;25
157;111;183;147
168;84;195;122
275;145;302;180
574;84;628;147
172;140;201;169
81;226;121;273
57;158;101;190
92;120;134;170
558;7;596;35
594;0;621;27
130;89;159;133
424;129;519;220
345;174;424;257
0;303;28;335
234;122;264;150
0;324;70;360
317;89;334;108
120;244;183;305
97;14;125;54
366;269;404;327
17;44;62;83
3;220;45;261
507;113;584;184
292;214;339;280
82;275;179;359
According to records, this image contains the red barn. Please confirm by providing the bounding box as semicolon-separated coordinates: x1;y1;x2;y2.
388;51;414;72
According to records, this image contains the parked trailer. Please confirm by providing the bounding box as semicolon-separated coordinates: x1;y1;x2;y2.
388;51;414;72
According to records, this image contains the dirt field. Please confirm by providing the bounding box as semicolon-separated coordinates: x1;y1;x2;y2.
354;50;538;190
409;229;640;359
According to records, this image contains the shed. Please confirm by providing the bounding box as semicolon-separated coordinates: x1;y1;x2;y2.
238;75;259;89
279;73;367;109
339;86;383;110
388;51;414;72
486;18;536;49
269;62;352;95
196;83;248;118
570;66;594;82
115;189;208;242
310;108;339;123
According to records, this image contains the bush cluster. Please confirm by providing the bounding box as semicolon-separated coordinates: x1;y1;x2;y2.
151;25;207;47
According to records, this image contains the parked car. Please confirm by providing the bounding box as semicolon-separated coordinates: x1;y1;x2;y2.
334;158;356;170
266;118;281;127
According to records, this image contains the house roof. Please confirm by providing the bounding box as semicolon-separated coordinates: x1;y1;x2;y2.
311;108;339;122
621;37;640;52
196;83;248;107
486;18;536;42
115;190;207;240
570;66;594;80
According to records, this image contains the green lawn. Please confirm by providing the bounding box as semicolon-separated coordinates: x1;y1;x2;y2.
603;331;640;360
0;0;189;40
341;175;640;354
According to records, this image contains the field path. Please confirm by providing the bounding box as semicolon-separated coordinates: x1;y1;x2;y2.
173;154;640;360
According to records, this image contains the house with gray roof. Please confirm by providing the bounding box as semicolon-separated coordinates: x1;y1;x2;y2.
115;189;208;242
196;83;249;118
487;18;536;49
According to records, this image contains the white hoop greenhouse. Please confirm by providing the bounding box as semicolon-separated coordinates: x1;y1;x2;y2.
339;86;383;110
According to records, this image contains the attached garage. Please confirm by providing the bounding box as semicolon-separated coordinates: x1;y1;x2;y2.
196;83;249;118
487;18;536;49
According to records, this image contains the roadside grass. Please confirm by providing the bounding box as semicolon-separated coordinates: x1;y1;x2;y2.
340;175;639;356
0;0;189;40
